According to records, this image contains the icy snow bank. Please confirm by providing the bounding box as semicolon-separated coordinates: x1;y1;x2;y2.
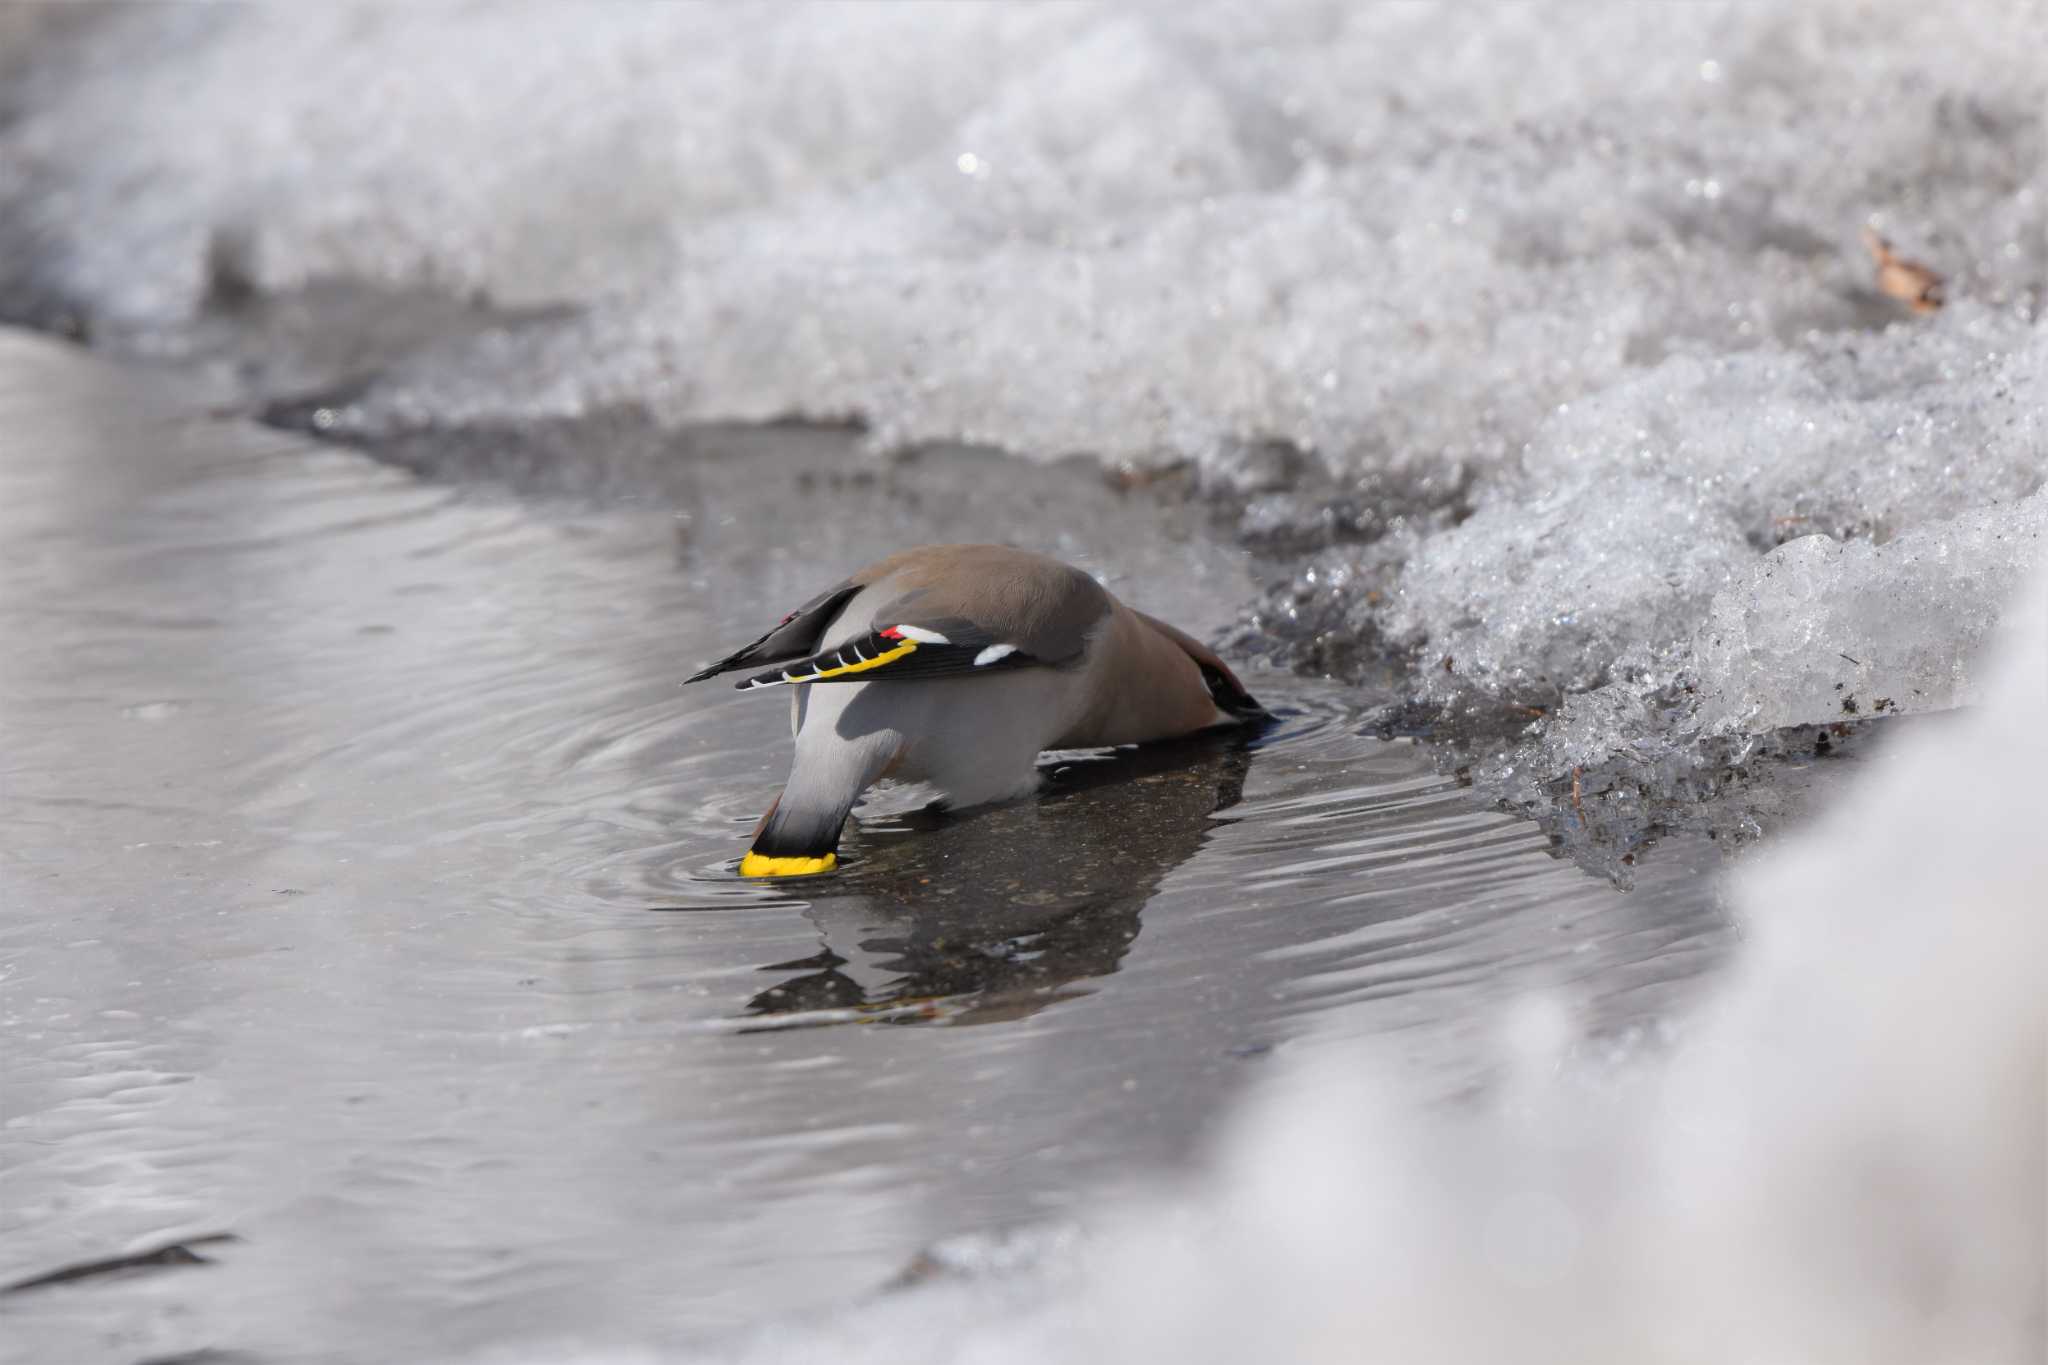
1378;324;2048;705
3;1;2045;805
1262;313;2045;871
6;3;2042;466
1690;487;2048;732
1085;573;2048;1365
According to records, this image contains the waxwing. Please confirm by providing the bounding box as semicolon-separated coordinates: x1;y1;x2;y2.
685;544;1266;876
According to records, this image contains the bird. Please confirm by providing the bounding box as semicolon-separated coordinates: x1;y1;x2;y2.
684;544;1267;877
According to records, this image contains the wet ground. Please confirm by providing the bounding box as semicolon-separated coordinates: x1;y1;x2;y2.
1;330;1735;1364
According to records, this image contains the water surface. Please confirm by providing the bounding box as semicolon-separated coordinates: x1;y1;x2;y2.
0;332;1732;1364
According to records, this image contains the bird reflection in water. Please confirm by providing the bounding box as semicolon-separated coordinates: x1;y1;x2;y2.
740;728;1256;1027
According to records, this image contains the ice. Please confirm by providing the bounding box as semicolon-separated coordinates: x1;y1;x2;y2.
3;1;2045;820
1381;471;1752;706
1367;320;2048;700
1690;487;2048;732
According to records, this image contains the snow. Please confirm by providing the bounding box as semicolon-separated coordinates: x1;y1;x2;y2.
1690;487;2048;732
1374;323;2048;715
1093;565;2046;1365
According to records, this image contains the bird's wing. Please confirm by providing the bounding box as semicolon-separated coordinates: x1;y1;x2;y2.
683;580;864;684
732;546;1111;690
731;616;1048;690
1130;609;1267;719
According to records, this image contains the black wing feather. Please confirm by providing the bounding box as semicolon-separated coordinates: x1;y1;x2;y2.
684;583;862;684
736;628;1042;690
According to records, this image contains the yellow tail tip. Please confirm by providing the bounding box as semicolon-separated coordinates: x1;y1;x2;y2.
739;850;837;878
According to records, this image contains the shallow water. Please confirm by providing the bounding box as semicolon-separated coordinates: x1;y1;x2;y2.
0;332;1734;1364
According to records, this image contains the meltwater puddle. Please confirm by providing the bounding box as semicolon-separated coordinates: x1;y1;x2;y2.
0;331;1732;1365
602;692;1732;1059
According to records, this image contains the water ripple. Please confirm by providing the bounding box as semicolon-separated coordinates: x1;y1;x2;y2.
0;342;1737;1357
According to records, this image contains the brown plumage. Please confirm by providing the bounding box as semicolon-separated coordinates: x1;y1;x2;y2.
685;544;1264;876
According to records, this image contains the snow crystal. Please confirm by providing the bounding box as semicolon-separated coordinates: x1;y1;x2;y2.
1382;471;1752;706
1370;320;2048;713
1690;487;2048;732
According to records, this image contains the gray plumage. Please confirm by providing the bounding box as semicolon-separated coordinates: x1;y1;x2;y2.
686;544;1263;876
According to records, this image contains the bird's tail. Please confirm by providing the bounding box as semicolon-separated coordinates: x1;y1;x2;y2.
740;726;900;878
